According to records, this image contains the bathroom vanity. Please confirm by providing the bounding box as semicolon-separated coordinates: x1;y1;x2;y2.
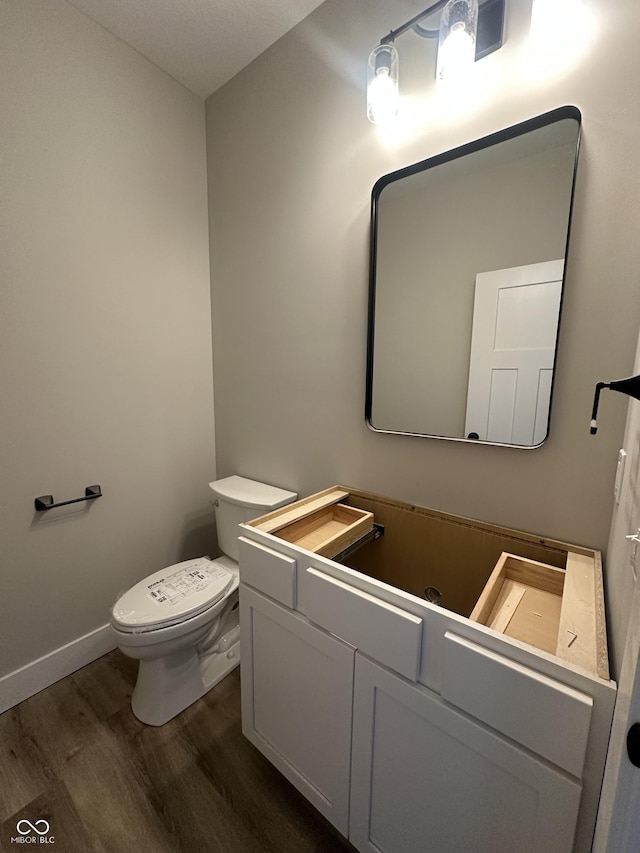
238;487;615;853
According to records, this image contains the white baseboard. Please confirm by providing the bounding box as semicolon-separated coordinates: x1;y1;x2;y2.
0;624;117;715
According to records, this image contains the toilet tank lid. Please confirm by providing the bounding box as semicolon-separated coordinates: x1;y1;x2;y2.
208;475;297;510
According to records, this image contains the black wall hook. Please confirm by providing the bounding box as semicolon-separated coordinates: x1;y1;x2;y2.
590;375;640;434
34;484;102;512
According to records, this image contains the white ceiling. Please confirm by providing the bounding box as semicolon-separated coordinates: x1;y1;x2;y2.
66;0;327;99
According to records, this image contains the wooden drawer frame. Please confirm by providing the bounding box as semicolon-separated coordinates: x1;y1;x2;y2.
246;487;374;559
470;551;608;679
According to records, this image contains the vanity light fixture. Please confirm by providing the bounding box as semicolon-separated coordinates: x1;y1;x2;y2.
367;0;505;124
529;0;593;70
530;0;584;53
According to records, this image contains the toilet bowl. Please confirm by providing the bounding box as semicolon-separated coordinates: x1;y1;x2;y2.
111;476;297;726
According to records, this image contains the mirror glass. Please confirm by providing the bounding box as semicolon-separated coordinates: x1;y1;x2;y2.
366;107;581;447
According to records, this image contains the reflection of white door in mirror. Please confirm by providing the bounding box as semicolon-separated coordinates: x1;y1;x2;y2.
464;259;564;446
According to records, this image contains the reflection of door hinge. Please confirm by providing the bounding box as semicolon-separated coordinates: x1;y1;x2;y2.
614;449;627;503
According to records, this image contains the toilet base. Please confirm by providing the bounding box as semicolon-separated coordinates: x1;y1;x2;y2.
131;632;240;727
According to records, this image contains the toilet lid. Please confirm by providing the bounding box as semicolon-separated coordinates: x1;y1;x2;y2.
112;557;234;632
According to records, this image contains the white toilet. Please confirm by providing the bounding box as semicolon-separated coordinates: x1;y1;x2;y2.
110;475;297;726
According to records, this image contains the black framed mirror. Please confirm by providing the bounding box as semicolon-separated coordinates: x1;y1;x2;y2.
365;106;581;447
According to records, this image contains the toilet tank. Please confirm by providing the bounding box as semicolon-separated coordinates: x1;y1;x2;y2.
209;476;297;561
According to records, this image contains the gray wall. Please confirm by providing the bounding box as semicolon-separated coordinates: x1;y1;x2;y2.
0;1;215;678
206;0;640;553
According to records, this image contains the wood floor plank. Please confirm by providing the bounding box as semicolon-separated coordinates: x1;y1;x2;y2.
68;651;137;723
12;672;106;767
0;652;355;853
0;706;57;823
0;782;96;853
52;710;182;853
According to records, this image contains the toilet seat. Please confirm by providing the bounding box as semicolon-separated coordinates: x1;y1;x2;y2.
112;557;234;634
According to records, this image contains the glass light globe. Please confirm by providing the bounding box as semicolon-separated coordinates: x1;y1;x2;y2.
437;0;478;83
367;44;399;124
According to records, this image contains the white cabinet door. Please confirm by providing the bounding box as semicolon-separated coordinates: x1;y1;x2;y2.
239;584;355;836
350;655;582;853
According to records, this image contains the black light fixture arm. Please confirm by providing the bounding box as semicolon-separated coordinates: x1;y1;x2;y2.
380;0;447;45
378;0;504;61
590;375;640;435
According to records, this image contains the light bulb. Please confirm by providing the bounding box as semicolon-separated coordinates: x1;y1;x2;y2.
437;0;478;83
367;44;399;124
529;0;593;69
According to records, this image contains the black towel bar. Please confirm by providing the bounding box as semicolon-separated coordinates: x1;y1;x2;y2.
34;485;102;512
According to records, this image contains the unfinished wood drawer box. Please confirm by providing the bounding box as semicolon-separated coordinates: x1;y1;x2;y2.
247;487;374;559
470;551;608;679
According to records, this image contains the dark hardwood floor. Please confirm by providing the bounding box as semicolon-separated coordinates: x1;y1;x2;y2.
0;652;355;852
